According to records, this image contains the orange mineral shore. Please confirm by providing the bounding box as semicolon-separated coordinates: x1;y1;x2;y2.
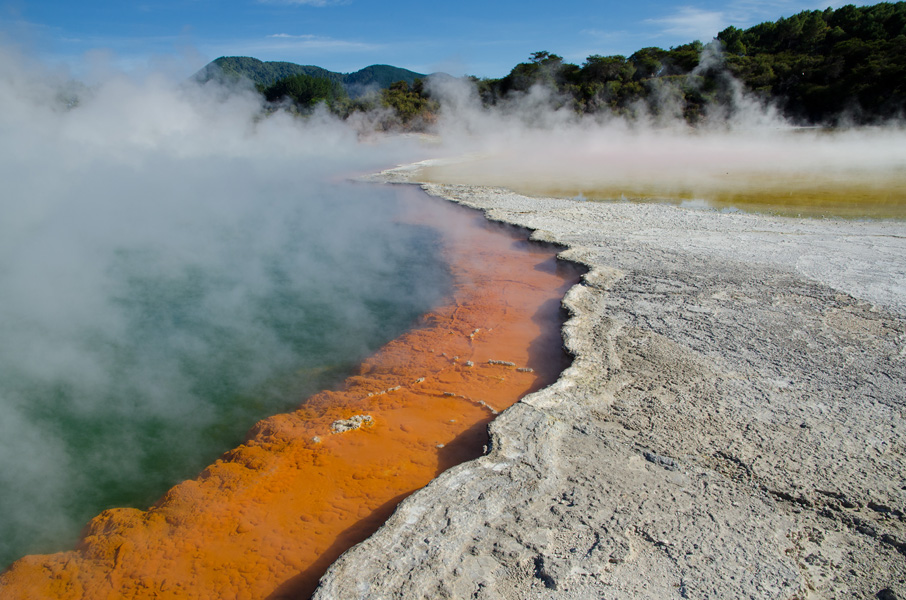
0;185;579;600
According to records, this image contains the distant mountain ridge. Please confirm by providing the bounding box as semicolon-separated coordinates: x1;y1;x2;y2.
194;57;428;97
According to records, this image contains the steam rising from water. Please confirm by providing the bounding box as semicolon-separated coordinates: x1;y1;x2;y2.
425;75;906;219
0;45;446;567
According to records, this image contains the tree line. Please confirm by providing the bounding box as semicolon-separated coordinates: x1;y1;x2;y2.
257;73;439;129
259;2;905;127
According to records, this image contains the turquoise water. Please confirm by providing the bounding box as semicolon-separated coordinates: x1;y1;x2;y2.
0;180;450;569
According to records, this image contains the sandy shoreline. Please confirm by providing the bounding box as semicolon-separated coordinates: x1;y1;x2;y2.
315;168;906;598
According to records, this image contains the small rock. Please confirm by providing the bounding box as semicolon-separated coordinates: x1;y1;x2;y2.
533;556;557;590
488;360;516;367
643;450;678;470
330;415;374;434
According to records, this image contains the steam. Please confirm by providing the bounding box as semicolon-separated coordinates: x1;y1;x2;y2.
423;63;906;218
0;43;448;567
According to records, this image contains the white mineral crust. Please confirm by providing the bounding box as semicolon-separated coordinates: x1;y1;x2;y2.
315;169;906;599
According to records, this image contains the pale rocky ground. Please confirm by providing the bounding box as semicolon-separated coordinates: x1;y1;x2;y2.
314;168;906;600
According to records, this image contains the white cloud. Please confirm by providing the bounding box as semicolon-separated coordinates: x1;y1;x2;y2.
652;0;883;41
647;0;876;43
646;7;727;41
256;33;379;52
723;0;802;22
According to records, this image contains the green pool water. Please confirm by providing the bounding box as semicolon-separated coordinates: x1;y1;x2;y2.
0;182;450;568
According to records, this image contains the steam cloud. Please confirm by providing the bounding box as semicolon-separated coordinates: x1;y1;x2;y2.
0;43;447;567
423;69;906;218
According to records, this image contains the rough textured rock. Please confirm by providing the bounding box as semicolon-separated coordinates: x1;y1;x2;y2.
330;414;374;434
314;175;906;599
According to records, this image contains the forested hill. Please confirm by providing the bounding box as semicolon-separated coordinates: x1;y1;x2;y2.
192;3;905;127
473;2;906;124
718;2;906;122
194;57;427;97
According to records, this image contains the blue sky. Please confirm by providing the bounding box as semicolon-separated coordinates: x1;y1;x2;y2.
1;0;881;79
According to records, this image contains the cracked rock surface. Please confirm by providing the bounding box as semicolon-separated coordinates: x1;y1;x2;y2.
314;177;906;599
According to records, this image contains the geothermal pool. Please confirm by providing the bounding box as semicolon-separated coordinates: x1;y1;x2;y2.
0;179;450;569
0;183;578;599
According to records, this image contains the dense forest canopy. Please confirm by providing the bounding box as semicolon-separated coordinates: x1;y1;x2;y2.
717;2;906;121
258;73;349;110
465;2;905;125
201;3;904;128
195;56;339;88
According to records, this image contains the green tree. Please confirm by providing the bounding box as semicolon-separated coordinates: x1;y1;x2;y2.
629;47;668;80
380;79;439;129
261;73;348;112
579;55;634;82
499;51;568;94
460;2;906;124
